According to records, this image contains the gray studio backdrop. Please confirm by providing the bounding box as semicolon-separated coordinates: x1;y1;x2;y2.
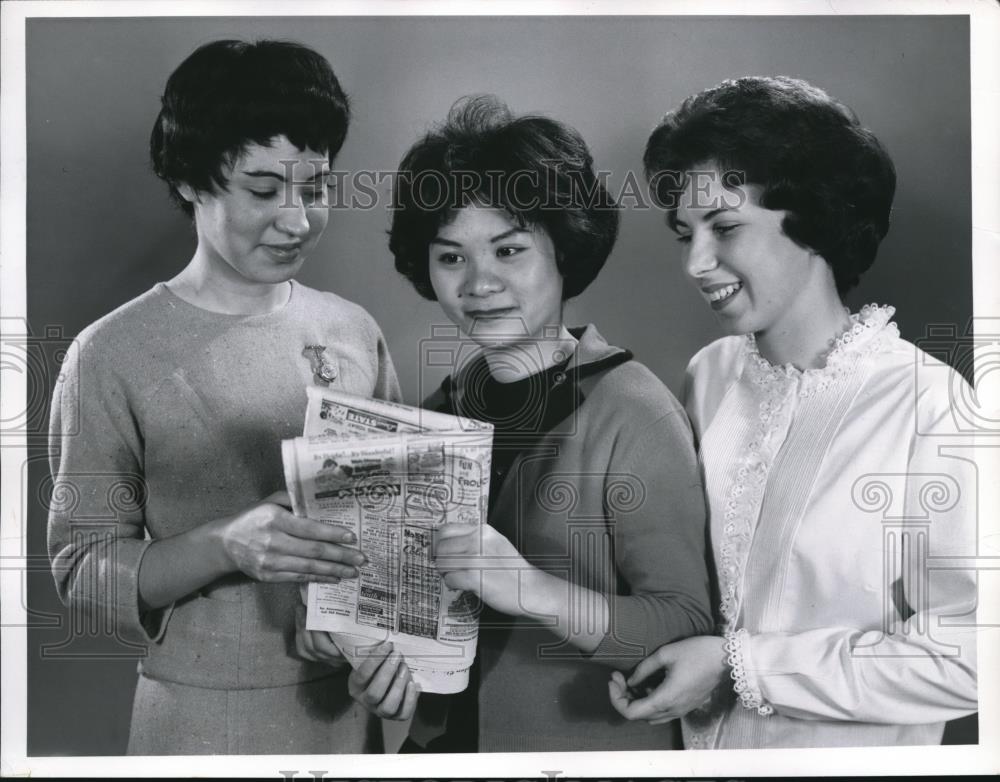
25;16;973;754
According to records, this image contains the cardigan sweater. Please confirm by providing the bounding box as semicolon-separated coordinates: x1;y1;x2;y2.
48;281;402;693
681;305;978;749
411;324;714;752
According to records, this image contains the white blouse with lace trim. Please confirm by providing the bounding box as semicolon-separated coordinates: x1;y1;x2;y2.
680;304;978;749
719;304;899;630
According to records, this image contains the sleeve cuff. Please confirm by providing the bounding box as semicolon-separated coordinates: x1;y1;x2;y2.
123;538;174;645
592;596;654;662
724;628;773;716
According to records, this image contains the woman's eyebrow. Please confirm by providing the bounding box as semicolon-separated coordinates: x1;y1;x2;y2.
240;167;330;182
672;206;735;231
430;227;529;247
489;228;530;243
700;207;734;222
241;169;284;180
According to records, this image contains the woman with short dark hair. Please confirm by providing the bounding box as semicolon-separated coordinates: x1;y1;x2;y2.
338;96;713;752
389;97;618;301
643;74;896;298
47;39;400;754
610;76;978;749
150;39;351;219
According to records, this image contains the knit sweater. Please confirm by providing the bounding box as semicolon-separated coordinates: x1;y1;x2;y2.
47;281;402;690
412;325;713;751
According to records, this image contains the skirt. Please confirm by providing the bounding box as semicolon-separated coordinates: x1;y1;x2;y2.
127;673;380;755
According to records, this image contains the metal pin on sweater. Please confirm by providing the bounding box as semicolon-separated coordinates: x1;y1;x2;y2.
303;344;337;383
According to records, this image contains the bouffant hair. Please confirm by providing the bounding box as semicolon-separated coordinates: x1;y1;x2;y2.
644;76;896;295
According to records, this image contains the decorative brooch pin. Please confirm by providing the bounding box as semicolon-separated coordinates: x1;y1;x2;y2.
303;345;338;384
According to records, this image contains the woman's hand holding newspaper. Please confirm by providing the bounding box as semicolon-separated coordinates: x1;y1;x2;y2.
219;490;367;583
433;523;547;618
294;592;420;719
433;523;613;653
346;642;420;721
293;603;350;671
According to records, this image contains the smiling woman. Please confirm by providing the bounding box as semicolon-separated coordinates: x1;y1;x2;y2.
671;175;847;347
338;96;714;753
427;204;567;379
46;39;401;755
168;138;333;300
609;75;978;750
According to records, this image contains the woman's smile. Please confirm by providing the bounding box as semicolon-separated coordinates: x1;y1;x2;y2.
674;169;824;338
702;280;744;309
262;242;304;263
429;204;564;352
464;306;519;318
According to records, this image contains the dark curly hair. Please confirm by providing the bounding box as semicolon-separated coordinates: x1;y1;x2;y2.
150;39;350;217
644;76;896;296
389;95;619;301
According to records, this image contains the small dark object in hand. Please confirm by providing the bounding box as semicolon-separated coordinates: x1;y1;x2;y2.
626;665;666;699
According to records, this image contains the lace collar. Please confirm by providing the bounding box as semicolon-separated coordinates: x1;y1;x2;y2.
743;303;899;396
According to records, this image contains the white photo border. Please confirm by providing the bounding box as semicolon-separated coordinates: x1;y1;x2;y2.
2;0;998;777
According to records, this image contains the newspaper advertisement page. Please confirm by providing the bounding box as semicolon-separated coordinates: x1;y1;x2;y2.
302;385;490;440
283;389;492;693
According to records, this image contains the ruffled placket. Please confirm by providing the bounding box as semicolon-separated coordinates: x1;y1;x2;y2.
719;303;899;630
717;365;798;630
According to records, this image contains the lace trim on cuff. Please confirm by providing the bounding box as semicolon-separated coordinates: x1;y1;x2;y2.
724;628;773;717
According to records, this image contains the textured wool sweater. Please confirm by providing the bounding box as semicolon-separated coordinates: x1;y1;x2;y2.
48;281;402;690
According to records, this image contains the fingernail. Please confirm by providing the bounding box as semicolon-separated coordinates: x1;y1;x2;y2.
352;552;367;566
344;532;357;545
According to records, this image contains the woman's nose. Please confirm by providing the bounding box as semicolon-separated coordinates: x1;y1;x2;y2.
461;258;504;297
684;233;719;278
275;196;311;238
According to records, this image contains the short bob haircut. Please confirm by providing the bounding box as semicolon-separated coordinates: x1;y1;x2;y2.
150;39;350;217
644;76;896;296
389;96;619;301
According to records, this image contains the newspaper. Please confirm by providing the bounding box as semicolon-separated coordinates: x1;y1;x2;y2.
282;387;493;694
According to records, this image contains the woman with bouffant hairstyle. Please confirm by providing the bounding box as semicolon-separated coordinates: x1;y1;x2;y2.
323;96;714;752
610;76;977;749
643;74;896;297
389;95;619;302
48;39;400;754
